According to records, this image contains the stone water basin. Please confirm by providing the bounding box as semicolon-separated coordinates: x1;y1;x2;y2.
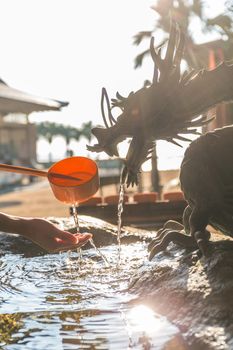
0;216;187;350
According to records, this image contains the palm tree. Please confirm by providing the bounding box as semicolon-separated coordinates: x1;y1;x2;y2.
36;122;59;162
36;121;94;160
134;1;233;69
80;121;93;143
61;125;81;156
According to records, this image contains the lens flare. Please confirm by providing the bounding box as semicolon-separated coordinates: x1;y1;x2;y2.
126;304;165;335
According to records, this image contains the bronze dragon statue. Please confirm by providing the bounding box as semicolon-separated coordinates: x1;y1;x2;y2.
87;22;233;259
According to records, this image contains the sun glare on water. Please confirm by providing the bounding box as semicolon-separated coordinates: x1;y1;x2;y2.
125;304;165;335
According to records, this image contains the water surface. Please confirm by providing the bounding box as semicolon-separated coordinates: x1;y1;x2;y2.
0;238;182;349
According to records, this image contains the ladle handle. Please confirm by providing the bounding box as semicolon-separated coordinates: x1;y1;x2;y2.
0;163;82;181
0;163;48;177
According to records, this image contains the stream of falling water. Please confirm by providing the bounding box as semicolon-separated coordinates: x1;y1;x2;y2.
117;177;125;265
72;204;109;266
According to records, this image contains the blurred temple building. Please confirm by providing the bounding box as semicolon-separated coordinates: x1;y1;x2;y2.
0;78;68;167
192;39;233;132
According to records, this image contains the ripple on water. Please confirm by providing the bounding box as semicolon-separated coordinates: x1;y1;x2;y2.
0;243;184;349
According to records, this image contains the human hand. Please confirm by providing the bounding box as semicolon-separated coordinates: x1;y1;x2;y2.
23;218;92;253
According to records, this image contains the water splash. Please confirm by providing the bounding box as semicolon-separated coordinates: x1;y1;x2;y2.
89;239;110;267
71;204;82;268
72;204;109;267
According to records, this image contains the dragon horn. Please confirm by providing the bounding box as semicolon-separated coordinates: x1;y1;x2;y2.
150;20;181;83
164;19;177;70
174;28;185;68
150;37;163;70
150;37;159;83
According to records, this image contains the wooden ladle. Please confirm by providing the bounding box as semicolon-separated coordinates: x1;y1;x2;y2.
0;157;99;204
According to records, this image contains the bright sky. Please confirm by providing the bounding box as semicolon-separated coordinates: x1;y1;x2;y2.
0;0;227;167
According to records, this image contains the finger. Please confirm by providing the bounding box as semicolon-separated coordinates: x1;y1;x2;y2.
53;233;92;253
73;233;92;245
58;232;92;245
55;230;83;243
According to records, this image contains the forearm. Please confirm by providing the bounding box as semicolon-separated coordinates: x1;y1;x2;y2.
0;212;30;236
0;212;91;253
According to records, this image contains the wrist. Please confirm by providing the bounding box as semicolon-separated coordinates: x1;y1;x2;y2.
17;217;35;238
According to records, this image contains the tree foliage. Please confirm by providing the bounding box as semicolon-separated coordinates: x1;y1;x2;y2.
36;121;93;146
134;0;233;70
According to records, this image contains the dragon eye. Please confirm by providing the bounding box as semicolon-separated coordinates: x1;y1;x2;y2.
131;108;140;117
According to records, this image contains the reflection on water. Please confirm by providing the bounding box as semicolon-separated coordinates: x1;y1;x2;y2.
126;305;164;334
0;242;180;349
122;305;179;349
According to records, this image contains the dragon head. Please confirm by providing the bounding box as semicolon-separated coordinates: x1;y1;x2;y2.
88;21;233;187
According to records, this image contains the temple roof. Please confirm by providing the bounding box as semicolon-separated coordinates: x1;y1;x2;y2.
0;79;69;115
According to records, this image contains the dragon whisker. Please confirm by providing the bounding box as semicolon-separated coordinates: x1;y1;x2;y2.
101;87;117;126
167;138;183;147
101;88;111;128
181;69;198;86
175;135;192;142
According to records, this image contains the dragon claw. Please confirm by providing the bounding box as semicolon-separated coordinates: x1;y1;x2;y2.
121;165;139;187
